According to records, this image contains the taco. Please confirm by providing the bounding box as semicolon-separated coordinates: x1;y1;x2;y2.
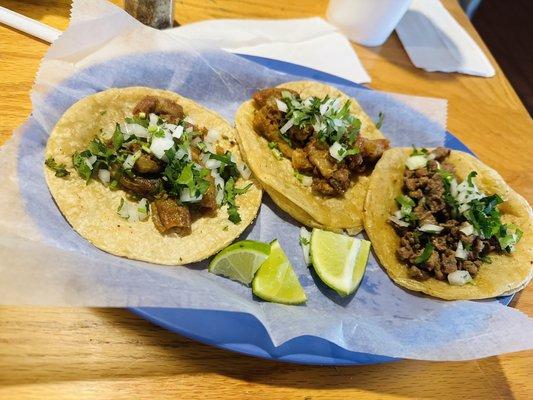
364;147;533;300
235;81;389;233
44;87;262;265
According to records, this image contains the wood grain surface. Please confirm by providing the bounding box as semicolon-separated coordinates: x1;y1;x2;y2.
0;0;532;399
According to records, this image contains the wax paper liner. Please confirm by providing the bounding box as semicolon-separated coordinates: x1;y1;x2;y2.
0;0;532;361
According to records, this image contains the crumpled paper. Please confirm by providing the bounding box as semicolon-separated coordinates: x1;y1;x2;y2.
0;0;532;361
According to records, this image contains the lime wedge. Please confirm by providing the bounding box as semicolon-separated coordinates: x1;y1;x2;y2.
209;240;270;285
310;229;371;297
252;240;307;305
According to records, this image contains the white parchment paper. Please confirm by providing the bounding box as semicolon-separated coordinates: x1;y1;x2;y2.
0;0;532;361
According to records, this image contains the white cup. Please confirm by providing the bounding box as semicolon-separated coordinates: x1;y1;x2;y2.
327;0;413;47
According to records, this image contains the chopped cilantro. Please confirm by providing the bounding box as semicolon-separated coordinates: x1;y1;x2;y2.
45;156;70;178
375;111;385;129
414;243;434;264
112;123;124;150
72;151;93;182
222;177;252;224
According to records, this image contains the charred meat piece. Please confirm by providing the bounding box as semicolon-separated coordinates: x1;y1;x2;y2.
306;140;336;179
358;137;390;163
133;96;184;123
151;198;192;234
328;168;350;194
119;174;161;197
288;124;313;144
253;104;293;158
291;148;314;173
252;87;298;109
200;175;218;211
134;154;163;174
312;177;339;197
431;147;451;161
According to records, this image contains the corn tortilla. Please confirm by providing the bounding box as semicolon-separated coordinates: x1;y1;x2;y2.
235;80;385;233
364;147;533;300
44;87;262;265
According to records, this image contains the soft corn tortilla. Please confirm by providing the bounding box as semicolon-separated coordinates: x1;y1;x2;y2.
45;87;262;265
235;81;385;233
364;147;533;300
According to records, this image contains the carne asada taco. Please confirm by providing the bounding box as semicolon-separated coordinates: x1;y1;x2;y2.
44;87;262;265
235;81;389;232
364;147;533;300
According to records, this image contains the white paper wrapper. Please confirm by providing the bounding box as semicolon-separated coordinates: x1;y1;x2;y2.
0;0;532;361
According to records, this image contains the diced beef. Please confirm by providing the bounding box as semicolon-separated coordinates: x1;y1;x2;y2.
134;154;162;174
252;87;299;109
306;140;336;179
133;96;184;123
291;148;314;173
119;175;161;197
328;168;350;194
311;178;338;196
151;198;191;234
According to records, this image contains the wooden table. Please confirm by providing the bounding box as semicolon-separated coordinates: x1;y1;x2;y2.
0;1;531;398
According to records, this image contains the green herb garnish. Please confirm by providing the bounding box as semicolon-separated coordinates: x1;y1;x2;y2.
414;243;434;264
45;156;70;177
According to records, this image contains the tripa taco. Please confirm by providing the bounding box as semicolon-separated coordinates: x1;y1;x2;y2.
44;87;262;265
364;147;533;300
235;81;389;233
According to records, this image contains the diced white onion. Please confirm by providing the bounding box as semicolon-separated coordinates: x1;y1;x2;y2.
455;241;468;260
205;158;222;170
183;116;195;124
137;198;149;221
180;188;203;203
303;97;313;108
175;147;191;161
450;178;458;197
98;169;110;185
125;123;149;138
394;210;403;219
280;119;294;134
329;141;345;162
211;170;225;206
117;198;148;222
123;150;141;170
275;99;288;113
418;223;443;233
237;162;251;179
84;155;97;169
150;136;174;160
331;97;342;112
388;216;410;227
148;113;159;127
405;155;428;170
332;118;343;127
301;175;313;187
447;270;472;286
171;125;184;139
203;129;219;144
299;227;312;265
459;222;474;236
319;103;329;115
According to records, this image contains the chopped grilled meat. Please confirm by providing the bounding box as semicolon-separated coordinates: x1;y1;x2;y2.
151;198;191;234
392;147;503;283
306;140;336;179
119;175;161;197
252;87;298;109
134;154;162;174
291;148;314;173
133;96;184;123
408;266;430;281
432;147;450;161
288;124;313;143
253;104;293;158
200;175;217;211
328;168;350;194
357;137;390;163
312;178;338;196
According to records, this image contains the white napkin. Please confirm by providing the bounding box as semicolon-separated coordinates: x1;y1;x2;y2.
396;0;495;77
167;17;371;83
